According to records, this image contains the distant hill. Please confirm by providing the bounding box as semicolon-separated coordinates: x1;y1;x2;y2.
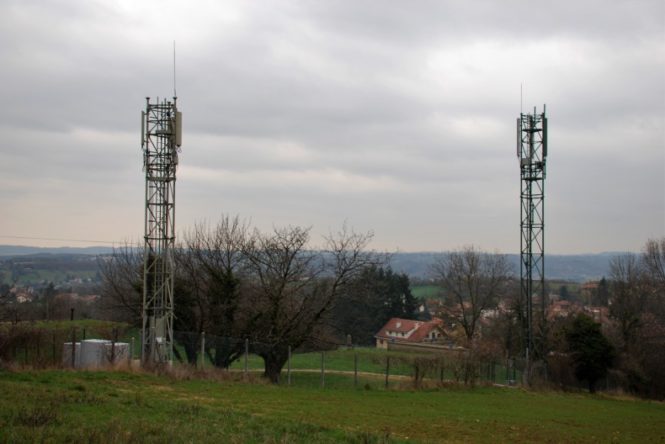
0;245;621;283
0;245;114;257
389;252;618;282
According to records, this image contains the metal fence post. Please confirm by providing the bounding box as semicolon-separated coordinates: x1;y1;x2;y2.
71;327;77;369
287;345;292;386
140;325;145;366
12;326;16;361
321;351;325;389
199;332;206;370
150;326;156;363
385;356;390;389
244;338;249;378
111;328;117;365
354;352;358;388
36;331;40;365
52;332;56;365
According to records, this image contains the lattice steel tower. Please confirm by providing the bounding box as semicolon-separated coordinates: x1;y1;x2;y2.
517;105;547;363
141;97;182;366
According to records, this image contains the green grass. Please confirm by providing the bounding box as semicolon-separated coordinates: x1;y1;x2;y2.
410;285;441;300
0;369;663;443
226;348;517;388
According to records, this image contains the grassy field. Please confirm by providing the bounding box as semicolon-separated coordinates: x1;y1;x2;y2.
410;285;441;300
0;369;663;443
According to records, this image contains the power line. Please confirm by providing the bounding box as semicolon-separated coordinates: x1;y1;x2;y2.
0;235;140;246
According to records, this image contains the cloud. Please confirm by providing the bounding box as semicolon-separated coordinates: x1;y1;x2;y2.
0;0;662;253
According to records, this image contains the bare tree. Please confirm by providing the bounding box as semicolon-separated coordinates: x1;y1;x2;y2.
0;275;11;322
98;244;143;324
609;254;647;351
99;217;378;381
243;224;377;383
431;246;512;341
608;241;665;398
178;215;251;366
642;238;665;285
641;238;665;321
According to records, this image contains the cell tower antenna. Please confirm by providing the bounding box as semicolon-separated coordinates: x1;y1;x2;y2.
173;40;177;98
140;94;182;367
517;103;548;384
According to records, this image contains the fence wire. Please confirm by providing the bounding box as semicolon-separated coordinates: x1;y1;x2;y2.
0;323;537;390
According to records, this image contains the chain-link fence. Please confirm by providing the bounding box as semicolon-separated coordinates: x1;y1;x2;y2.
1;323;524;389
172;330;523;389
0;323;635;394
0;322;134;368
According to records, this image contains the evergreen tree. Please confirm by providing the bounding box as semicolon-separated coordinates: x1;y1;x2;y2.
332;266;415;345
559;285;570;301
593;277;610;306
566;314;615;393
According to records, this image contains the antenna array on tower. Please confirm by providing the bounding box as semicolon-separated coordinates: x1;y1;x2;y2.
517;105;548;374
141;96;182;366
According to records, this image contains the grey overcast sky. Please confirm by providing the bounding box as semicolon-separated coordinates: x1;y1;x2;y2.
0;0;663;253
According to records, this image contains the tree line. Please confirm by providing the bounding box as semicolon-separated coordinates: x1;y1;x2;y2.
99;216;416;383
427;239;665;398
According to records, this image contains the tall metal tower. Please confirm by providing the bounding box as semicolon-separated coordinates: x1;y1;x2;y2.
141;97;182;366
517;105;547;364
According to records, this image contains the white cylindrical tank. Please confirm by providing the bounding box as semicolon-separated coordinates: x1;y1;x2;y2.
62;342;81;368
64;340;129;369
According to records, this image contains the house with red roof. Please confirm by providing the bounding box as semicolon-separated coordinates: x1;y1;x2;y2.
375;317;446;350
